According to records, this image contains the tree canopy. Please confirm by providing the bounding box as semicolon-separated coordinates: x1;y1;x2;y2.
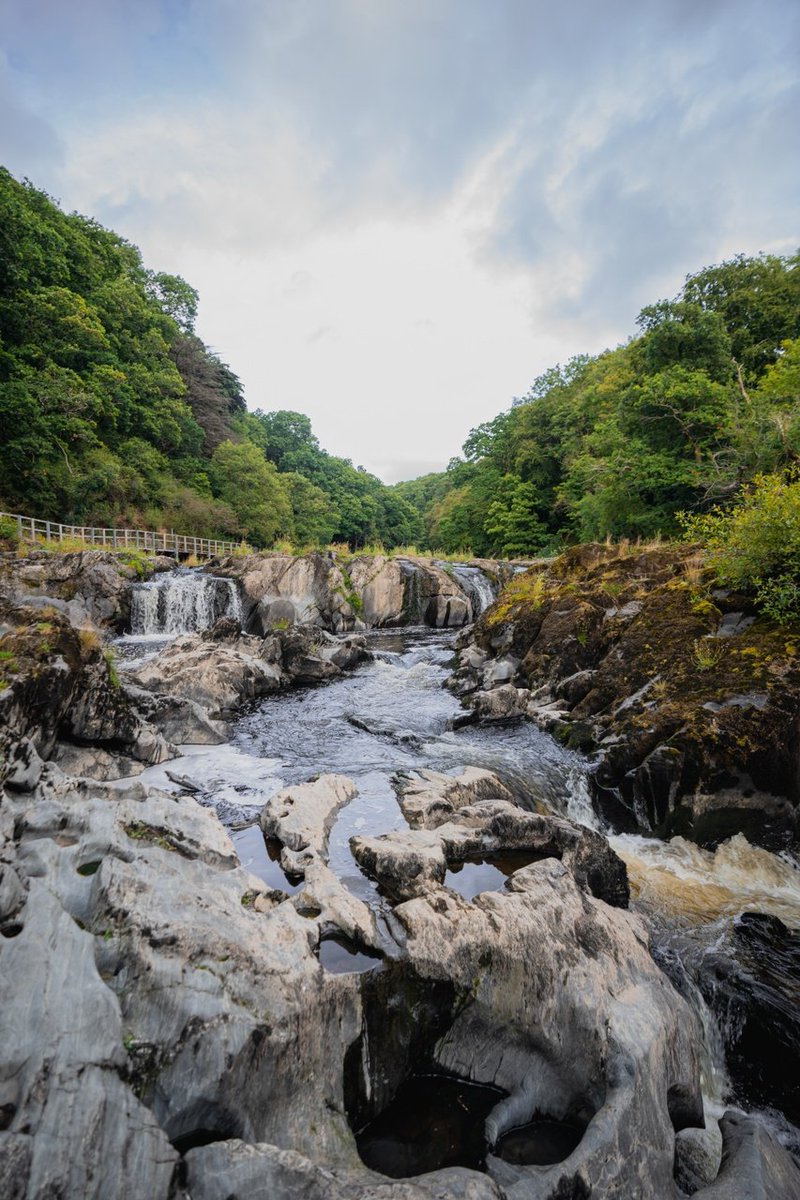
0;167;420;550
394;251;800;556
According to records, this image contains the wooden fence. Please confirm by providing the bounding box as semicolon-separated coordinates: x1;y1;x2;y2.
1;511;250;561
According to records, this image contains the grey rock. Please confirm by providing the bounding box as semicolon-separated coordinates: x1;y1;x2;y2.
394;767;515;829
469;684;530;721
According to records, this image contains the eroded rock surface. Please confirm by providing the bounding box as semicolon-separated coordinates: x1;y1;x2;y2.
450;545;800;849
0;548;171;630
213;552;504;632
128;623;370;718
2;755;797;1199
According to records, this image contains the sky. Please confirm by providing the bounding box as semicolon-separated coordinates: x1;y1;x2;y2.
1;0;798;483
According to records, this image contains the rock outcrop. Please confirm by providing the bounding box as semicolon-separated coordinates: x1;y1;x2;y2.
450;545;800;849
2;755;797;1199
0;549;172;630
128;623;370;718
213;552;503;632
0;598;175;780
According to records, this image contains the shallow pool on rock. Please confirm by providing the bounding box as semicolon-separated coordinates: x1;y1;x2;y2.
317;935;383;975
494;1116;585;1166
355;1073;506;1178
444;849;556;901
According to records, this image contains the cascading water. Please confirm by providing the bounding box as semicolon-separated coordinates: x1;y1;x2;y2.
130;569;243;636
447;565;497;617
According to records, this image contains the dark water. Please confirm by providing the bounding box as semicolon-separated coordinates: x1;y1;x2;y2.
317;934;384;975
495;1117;585;1165
444;849;554;901
232;627;594;904
356;1074;506;1177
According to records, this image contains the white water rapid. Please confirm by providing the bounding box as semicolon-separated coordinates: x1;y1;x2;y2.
130;569;242;636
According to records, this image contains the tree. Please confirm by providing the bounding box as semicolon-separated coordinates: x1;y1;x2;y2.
209;440;292;546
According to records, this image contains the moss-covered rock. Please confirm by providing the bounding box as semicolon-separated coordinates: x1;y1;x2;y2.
454;544;800;849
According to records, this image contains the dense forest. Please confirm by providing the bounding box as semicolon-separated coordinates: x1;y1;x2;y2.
1;166;797;559
0;168;421;549
395;251;800;556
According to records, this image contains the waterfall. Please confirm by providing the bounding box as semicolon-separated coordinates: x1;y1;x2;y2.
447;565;497;618
130;570;243;636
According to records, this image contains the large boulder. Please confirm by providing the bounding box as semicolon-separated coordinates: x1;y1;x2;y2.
127;624;370;718
0;599;174;778
0;549;172;631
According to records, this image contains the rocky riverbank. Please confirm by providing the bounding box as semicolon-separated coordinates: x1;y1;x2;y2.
449;544;800;850
1;546;800;1198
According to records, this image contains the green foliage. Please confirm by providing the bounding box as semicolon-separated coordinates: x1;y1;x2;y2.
396;252;800;558
209;441;291;547
0;515;19;546
0;167;419;552
680;472;800;622
103;648;121;689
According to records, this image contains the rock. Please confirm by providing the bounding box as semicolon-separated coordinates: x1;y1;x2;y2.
0;549;170;631
692;1111;800;1199
213;551;498;633
52;742;147;781
468;685;531;721
128;630;284;717
394;767;516;829
353;770;629;909
482;656;519;687
358;850;703;1199
2;752;794;1197
0;599;174;774
261;775;358;864
451;545;800;850
183;1140;505;1200
124;684;230;746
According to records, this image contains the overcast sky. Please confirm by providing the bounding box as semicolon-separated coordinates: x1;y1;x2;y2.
1;0;798;481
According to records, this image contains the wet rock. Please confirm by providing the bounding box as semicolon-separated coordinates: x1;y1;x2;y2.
128;629;284;716
451;545;800;849
0;599;174;774
468;685;531;721
394;767;516;829
0;548;171;631
213;551;498;633
694;912;800;1126
355;768;629;909
261;775;358;863
692;1111;800;1199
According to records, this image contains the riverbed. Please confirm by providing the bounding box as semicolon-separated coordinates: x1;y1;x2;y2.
118;611;800;1160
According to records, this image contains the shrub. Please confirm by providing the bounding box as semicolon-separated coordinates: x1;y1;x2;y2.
679;471;800;622
0;516;20;547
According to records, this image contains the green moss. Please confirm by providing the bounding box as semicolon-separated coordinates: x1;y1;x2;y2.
103;648;121;689
124;821;178;852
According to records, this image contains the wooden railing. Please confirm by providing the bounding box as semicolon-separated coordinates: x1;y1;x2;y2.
1;511;251;561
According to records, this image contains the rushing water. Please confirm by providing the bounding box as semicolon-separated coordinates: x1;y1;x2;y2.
121;611;800;1160
130;568;242;636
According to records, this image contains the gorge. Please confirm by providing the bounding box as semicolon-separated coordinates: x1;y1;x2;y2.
1;546;799;1199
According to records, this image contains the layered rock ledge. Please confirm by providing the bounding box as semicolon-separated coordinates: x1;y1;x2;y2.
449;544;800;849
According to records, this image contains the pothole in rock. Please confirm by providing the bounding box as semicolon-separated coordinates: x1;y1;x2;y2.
355;1072;507;1178
231;826;303;895
444;849;555;902
317;934;384;975
493;1115;586;1166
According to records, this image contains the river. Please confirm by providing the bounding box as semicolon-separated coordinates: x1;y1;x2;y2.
117;572;800;1163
